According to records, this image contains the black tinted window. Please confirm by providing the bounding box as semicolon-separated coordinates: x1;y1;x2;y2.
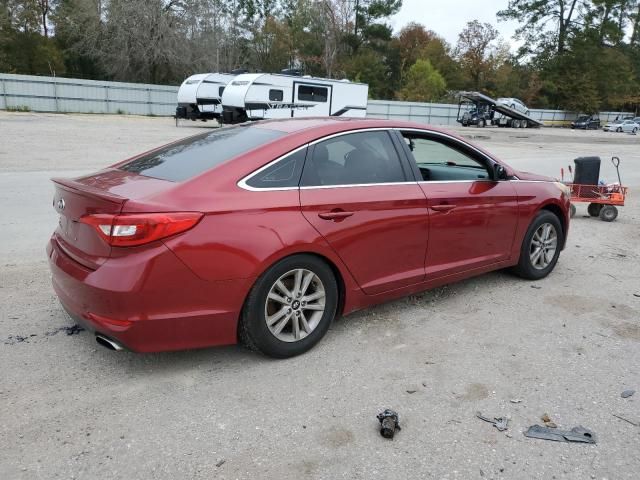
269;89;284;101
219;86;225;96
120;126;284;182
246;147;307;188
301;131;406;186
298;85;328;103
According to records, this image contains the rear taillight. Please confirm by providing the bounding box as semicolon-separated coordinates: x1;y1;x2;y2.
80;212;203;247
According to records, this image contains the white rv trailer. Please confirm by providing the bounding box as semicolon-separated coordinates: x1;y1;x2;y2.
220;73;369;124
176;72;237;121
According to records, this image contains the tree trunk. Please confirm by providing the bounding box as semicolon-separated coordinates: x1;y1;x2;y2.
558;0;580;54
632;4;640;45
599;4;611;44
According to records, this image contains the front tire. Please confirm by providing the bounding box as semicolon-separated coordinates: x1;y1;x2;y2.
512;211;564;280
239;254;338;358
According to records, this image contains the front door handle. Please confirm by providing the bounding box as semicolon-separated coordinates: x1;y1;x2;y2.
318;210;354;221
431;204;457;212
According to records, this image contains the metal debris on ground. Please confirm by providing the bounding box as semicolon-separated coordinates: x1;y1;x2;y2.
523;425;596;444
612;414;639;426
476;412;509;431
510;399;522;404
377;409;401;439
621;390;635;398
215;459;226;467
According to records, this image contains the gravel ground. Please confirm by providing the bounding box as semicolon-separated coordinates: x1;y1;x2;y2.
1;112;639;480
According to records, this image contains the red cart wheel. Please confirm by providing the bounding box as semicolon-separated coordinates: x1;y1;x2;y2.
599;205;618;222
587;203;603;217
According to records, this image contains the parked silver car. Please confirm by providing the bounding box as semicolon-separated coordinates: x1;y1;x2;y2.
496;97;530;116
603;119;639;133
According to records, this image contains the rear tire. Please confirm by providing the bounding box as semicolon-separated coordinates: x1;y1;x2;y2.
587;203;602;217
599;205;618;222
239;254;338;358
512;211;564;280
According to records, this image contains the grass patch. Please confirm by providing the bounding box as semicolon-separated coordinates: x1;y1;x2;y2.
5;105;31;112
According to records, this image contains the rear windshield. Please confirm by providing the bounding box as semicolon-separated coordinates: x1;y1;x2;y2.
119;126;284;181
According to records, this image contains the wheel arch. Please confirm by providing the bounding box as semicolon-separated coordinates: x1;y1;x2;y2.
539;202;567;249
236;250;349;340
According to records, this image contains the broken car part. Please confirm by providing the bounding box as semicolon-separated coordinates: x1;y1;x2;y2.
377;409;401;439
523;425;596;444
476;412;509;431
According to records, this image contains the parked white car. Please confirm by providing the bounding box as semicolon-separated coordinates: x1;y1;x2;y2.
603;119;639;133
496;97;530;116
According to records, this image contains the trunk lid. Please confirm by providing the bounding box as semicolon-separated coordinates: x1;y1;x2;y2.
51;169;176;269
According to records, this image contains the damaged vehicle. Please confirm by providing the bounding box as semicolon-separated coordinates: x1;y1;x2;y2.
47;118;570;357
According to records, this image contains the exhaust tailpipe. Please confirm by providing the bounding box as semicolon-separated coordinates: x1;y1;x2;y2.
96;334;124;351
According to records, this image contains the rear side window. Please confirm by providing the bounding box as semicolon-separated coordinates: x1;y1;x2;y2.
219;86;225;96
245;147;307;188
298;85;328;103
120;126;284;182
301;131;406;187
269;89;284;101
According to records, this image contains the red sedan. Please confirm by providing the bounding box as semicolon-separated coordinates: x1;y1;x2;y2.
47;118;570;357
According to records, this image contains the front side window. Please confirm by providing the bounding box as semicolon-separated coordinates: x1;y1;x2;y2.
298;85;328;103
269;89;284;101
301;131;406;187
245;147;307;188
401;133;490;182
219;86;225;97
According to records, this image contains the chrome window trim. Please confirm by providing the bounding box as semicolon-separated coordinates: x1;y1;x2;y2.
417;179;493;185
237;144;309;192
236;126;519;192
393;127;499;167
300;181;417;190
237;127;400;192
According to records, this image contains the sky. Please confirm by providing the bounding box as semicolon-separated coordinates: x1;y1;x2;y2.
390;0;521;47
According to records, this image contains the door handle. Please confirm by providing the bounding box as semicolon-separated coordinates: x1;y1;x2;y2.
318;210;354;221
431;204;457;212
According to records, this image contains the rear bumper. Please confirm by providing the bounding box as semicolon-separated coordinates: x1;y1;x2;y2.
47;236;253;352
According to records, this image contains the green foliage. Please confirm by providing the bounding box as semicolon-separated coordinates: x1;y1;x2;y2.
343;48;391;99
397;59;446;102
5;105;31;112
0;0;638;112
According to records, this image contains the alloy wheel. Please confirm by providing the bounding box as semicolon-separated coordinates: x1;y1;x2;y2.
264;269;326;342
529;223;558;270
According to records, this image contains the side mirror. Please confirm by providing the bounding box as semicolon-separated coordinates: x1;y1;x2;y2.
494;164;508;180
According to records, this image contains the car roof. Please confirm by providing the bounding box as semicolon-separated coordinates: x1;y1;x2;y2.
248;117;500;165
253;117;450;135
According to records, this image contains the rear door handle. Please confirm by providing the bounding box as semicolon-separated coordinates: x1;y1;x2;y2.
318;211;354;221
431;204;457;212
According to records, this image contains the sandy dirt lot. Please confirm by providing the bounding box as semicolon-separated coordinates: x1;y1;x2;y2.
1;112;639;479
